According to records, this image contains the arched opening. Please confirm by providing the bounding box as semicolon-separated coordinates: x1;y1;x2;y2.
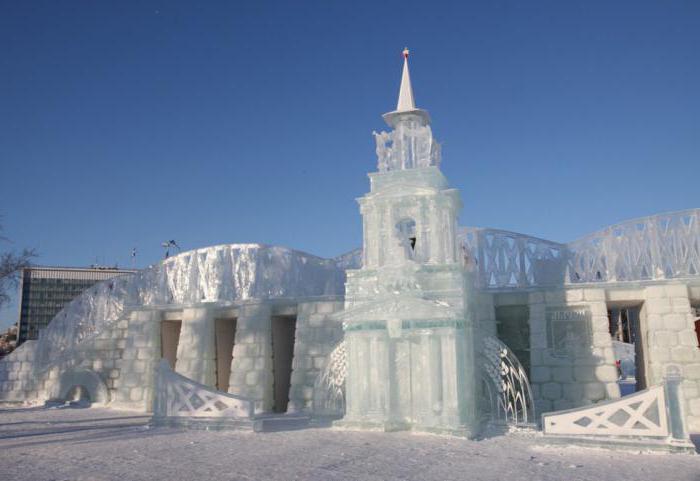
56;369;109;405
65;385;92;405
395;218;417;260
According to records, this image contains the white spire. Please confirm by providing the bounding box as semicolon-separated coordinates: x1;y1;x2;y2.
382;47;430;127
396;48;415;111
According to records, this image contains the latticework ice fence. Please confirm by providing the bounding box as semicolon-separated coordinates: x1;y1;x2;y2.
566;209;700;283
459;208;700;290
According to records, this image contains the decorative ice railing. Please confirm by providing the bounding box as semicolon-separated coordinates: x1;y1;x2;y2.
152;359;253;420
459;209;700;290
480;336;535;426
566;208;700;283
544;385;669;437
542;368;694;451
459;227;567;290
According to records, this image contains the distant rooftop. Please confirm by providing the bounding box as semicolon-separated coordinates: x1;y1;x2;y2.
25;265;136;272
22;265;136;281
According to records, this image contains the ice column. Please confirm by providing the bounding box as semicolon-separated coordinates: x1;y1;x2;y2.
228;303;273;413
175;307;216;387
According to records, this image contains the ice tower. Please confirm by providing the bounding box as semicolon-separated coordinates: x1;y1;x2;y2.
337;49;480;436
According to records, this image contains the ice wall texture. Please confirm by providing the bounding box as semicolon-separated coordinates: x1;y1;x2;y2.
37;244;346;366
332;249;363;270
30;213;700;368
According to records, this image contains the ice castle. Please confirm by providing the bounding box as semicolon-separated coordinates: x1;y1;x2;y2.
1;50;698;447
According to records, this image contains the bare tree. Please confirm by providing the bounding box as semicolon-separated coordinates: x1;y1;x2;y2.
0;222;36;309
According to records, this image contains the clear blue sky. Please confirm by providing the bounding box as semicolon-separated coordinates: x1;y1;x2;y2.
1;1;698;328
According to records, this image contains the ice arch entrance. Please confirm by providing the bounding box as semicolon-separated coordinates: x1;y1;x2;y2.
55;368;109;404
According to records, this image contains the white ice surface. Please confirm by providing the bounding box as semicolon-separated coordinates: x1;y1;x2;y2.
0;407;697;481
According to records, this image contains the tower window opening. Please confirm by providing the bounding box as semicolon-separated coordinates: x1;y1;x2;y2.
396;218;417;260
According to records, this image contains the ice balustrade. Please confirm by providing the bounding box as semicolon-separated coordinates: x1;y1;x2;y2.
566;208;700;283
544;385;668;436
458;227;567;290
36;244;346;367
152;359;253;420
542;367;694;451
458;208;700;290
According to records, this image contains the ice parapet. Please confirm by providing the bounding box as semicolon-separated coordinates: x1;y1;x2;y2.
567;208;700;283
458;227;567;289
457;208;700;290
37;244;347;366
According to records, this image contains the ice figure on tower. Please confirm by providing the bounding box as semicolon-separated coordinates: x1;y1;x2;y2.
336;48;480;437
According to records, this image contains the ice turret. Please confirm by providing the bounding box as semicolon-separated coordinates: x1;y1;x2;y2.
375;48;441;171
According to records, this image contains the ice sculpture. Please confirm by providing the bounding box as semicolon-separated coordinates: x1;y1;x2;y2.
312;340;347;416
480;336;535;426
35;244;346;367
337;49;480;437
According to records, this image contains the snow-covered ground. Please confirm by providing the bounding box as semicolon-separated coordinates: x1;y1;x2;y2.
0;406;698;481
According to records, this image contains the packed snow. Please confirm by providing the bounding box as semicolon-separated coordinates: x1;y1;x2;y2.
0;406;697;481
